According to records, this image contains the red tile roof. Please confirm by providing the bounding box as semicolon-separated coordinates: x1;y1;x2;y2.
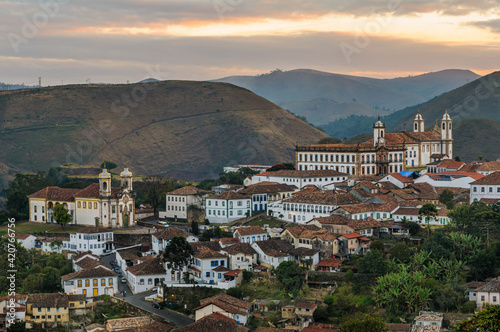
209;191;249;200
389;173;414;183
471;171;500;185
234;226;266;236
198;293;252;316
167;186;210;196
126;257;165;276
259;169;348;178
340;232;363;239
28;186;81;201
316;259;342;268
194;248;227;259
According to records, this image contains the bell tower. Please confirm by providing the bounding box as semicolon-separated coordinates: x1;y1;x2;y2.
373;116;385;147
413;110;425;133
99;169;112;197
120;168;133;191
440;110;453;157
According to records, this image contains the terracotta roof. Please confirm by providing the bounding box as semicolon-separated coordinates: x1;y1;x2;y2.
2;232;34;240
72;252;100;261
296;302;317;310
192;241;222;253
476;161;500;172
346;219;381;230
73;227;113;234
167;185;210;196
253;239;293;257
75;257;108;269
316;259;342;268
194;248;227;259
259;169;348;178
301;323;340;332
364;132;417;145
198;293;252;316
471;171;500;185
27;293;69;308
126;257;165;276
221;242;257;256
389;173;414;183
119;321;174;332
283;190;362;205
106;316;152;330
337;202;397;214
466;281;487;289
480;198;500;204
290;247;319;256
377;181;401;191
153;228;192;240
404;130;442;142
219;237;240;245
255;328;287;332
437;159;466;170
340;232;363;239
234;225;266;236
209;190;249;200
284;225;322;237
476;278;500;293
28;186;81;201
213;265;231;272
224;269;243;277
176;313;249;332
311;215;350;225
61;267;117;281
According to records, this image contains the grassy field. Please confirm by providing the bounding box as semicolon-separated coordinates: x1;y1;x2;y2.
246;217;286;228
0;221;88;236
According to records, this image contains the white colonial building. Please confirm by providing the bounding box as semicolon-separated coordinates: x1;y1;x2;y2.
190;248;229;284
151;228;198;255
295;111;453;175
28;168;136;228
163;186;210;221
61;267;118;297
470;172;500;204
205;191;252;224
246;170;348;189
62;228;114;256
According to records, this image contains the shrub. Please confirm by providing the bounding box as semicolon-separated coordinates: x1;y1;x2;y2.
460;301;477;313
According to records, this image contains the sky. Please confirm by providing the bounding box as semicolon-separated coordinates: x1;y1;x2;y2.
1;0;500;86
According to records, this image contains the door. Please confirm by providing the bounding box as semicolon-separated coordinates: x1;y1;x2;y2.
93;288;98;297
83;289;86;296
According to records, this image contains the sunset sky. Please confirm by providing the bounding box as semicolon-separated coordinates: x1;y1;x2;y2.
1;0;500;85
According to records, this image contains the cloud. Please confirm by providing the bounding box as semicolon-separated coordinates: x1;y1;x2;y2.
468;18;500;33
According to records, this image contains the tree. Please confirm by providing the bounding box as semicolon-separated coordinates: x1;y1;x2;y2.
419;203;438;225
7;321;27;332
266;163;295;172
468;248;496;281
390;243;411;263
53;204;72;230
356;250;389;285
340;314;386;332
191;221;199;235
99;161;118;170
162;236;194;281
404;220;421;236
276;261;302;292
439;189;455;208
137;176;178;216
369;240;384;252
42;267;61;292
455;304;500;331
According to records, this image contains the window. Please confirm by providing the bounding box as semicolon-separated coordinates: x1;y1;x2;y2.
481;295;485;301
206;272;210;278
94;202;98;209
83;202;86;208
211;260;218;267
140;279;144;285
78;202;81;208
473;187;477;193
101;279;105;286
481;187;485;193
85;280;90;287
148;278;153;285
489;187;493;193
109;278;113;285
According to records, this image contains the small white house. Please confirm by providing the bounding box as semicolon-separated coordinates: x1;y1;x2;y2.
195;293;252;325
63;228;114;256
151;228;198;254
220;243;258;271
125;256;167;294
392;207;449;225
233;226;267;244
251;239;293;269
470;172;500;204
205;191;252;224
164;186;210;221
61;267;118;297
2;233;37;250
190;248;229;284
475;278;500;309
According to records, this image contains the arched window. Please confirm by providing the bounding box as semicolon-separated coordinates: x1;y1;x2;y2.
415;123;418;131
103;182;107;191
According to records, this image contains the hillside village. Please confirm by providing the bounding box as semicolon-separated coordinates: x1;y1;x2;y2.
2;114;500;332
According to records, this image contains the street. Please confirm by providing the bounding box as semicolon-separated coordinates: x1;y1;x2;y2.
100;253;194;327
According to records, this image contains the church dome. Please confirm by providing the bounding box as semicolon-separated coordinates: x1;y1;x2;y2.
120;168;133;178
99;169;111;179
414;110;423;121
442;110;451;121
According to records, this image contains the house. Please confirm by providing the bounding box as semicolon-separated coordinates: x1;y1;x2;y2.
62;228;114;256
105;316;153;331
392;207;449;225
411;311;443;332
378;173;414;189
251;239;294;269
233;226;267;244
25;293;88;329
315;259;342;272
473;160;500;175
163;186;210;221
0;294;26;331
125;256;167;293
61;267;118;297
475;277;500;309
427;159;466;174
2;233;37;250
295;302;317;320
28;168;135;228
281;305;295;319
220;242;258;271
190;248;229;284
247;169;348;189
253;300;282;312
195;293;252;325
470;172;500;204
73;256;111;272
40;237;66;254
151;228;198;254
466;281;486;302
280;225;339;258
219;237;240;247
271;189;362;224
205;191;252;224
414;172;483;189
177;312;249;332
338;233;370;255
115;245;146;271
237;183;298;212
71;252;100;271
331;203;397;221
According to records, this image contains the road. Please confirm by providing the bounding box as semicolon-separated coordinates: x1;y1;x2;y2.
101;253;194;327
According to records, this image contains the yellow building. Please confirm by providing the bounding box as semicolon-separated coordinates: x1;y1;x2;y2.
25;293;87;329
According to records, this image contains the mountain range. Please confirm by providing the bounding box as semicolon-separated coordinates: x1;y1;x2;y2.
214;69;480;126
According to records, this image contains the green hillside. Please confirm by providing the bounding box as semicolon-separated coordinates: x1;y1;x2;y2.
0;81;328;181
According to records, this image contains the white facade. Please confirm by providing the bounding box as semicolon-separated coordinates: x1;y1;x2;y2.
205;194;252;224
127;272;167;294
191;256;229;284
165;186;209;221
63;230;114;256
392;207;449;225
249;171;348;189
470;173;500;204
10;234;37;250
151;233;198;254
62;273;118;297
251;243;291;269
42;240;64;254
415;173;480;189
269;200;336;224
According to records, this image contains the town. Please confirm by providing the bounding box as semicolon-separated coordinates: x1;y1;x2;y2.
1;111;500;332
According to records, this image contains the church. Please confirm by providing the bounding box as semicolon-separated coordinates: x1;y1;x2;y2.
28;168;136;228
295;111;453;176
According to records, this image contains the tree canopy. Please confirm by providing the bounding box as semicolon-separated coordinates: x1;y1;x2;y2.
455;304;500;331
53;204;73;230
162;236;194;279
276;261;303;292
340;314;386;332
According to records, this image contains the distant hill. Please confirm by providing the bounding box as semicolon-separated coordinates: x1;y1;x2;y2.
0;81;328;181
214;69;480;125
